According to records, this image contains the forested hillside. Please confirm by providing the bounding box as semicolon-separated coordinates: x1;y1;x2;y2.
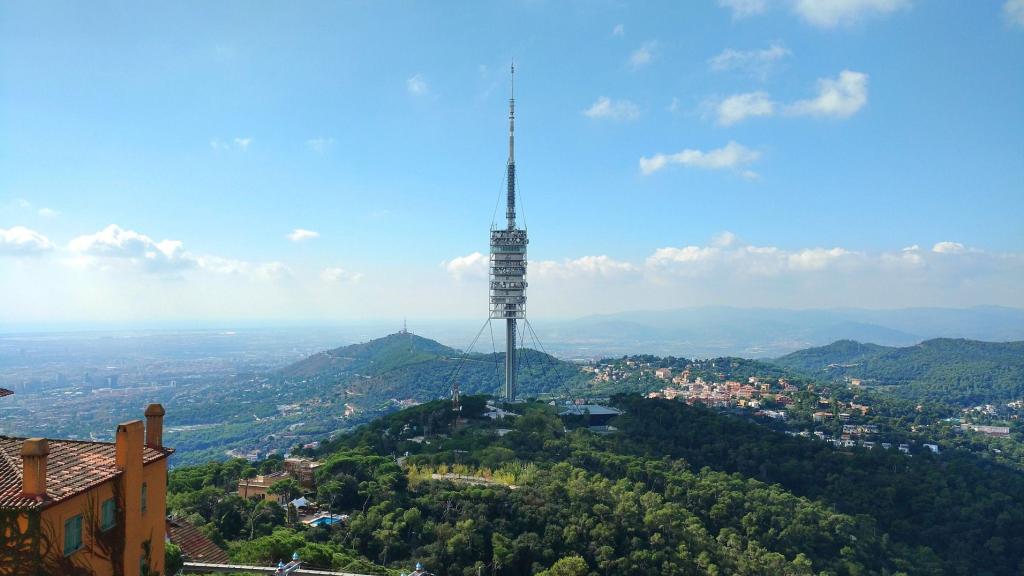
773;338;1024;405
169;396;1024;575
282;332;585;399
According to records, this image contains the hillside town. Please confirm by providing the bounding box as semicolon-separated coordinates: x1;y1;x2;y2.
585;357;1020;457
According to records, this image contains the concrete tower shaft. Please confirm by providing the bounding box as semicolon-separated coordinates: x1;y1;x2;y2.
489;63;527;402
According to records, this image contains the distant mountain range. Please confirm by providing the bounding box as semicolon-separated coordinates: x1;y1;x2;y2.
773;338;1024;406
531;305;1024;358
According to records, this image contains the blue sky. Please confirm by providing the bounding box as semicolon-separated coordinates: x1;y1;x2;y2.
2;0;1023;325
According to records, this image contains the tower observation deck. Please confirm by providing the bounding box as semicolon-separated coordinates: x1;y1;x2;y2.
489;63;528;403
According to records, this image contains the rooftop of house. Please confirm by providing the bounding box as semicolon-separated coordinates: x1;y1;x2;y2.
167;517;230;564
0;436;172;511
558;404;623;417
238;470;291;488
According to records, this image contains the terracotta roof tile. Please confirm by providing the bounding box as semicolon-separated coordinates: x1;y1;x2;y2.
0;436;172;510
167;517;230;564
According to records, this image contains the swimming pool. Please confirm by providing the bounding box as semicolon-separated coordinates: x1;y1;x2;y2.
307;516;342;527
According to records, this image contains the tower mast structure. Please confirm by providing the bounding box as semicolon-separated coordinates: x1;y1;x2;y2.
489;63;528;403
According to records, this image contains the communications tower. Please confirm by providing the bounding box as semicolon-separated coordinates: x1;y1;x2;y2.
489;63;528;403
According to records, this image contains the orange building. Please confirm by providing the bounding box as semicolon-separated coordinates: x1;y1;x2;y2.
237;471;291;504
0;404;172;576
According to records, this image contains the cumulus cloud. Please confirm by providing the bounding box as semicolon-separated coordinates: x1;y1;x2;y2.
534;255;637;279
306;137;334;153
792;0;910;28
787;70;868;118
583;97;641;121
9;198;59;218
718;0;768;18
191;255;291;280
640;141;761;175
321;267;363;283
407;73;429;95
713;92;776;126
69;224;192;271
709;44;791;78
443;251;488;280
1005;0;1024;27
287;228;320;242
702;70;867;126
629;41;656;69
68;224;287;280
932;241;967;254
210;138;253;151
646;234;861;277
0;226;54;255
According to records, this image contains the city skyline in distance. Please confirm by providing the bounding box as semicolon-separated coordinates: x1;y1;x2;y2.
2;1;1023;325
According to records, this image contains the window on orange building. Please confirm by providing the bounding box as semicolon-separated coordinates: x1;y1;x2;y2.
101;498;117;530
63;515;83;556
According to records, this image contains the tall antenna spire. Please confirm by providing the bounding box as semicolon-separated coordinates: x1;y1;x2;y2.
506;61;516;229
489;61;528;403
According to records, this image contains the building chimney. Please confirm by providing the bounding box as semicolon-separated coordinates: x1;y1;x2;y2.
116;420;144;576
145;403;165;449
21;438;49;499
115;420;144;470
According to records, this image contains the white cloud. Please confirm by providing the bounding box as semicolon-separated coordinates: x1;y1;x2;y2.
709;44;791;78
192;255;291;280
443;251;488;280
718;0;768;18
612;24;625;36
787;70;868;118
646;234;860;277
792;0;909;28
714;91;776;126
0;226;54;255
7;199;60;218
629;41;656;69
68;224;288;280
788;247;853;270
933;241;967;254
640;141;761;175
287;228;320;242
1005;0;1024;27
69;224;192;271
407;73;429;95
210;138;253;152
713;231;740;248
583;97;641;121
321;267;363;283
306;137;334;153
534;255;637;279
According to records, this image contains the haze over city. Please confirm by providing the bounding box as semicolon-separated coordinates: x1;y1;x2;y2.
3;1;1023;328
